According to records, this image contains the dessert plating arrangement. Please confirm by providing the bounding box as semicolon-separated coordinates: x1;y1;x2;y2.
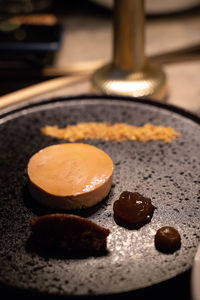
0;95;200;296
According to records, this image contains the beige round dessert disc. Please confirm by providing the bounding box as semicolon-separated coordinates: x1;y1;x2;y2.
27;143;113;210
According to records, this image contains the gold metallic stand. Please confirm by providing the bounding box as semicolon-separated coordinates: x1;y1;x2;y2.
92;0;167;101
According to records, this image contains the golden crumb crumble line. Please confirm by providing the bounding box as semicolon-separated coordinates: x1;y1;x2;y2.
41;122;180;143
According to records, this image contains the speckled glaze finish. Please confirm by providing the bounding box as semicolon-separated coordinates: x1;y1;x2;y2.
0;95;200;297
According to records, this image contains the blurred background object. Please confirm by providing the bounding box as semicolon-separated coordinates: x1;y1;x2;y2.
0;0;62;95
91;0;167;101
191;244;200;300
90;0;200;14
0;0;200;114
0;0;52;15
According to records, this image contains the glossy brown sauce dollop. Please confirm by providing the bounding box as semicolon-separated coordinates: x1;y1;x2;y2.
155;226;181;253
113;191;155;229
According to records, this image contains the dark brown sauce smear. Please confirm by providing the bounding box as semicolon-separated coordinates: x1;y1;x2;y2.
28;213;110;258
155;226;181;253
113;191;155;229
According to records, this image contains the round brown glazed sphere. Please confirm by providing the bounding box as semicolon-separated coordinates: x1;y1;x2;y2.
155;226;181;253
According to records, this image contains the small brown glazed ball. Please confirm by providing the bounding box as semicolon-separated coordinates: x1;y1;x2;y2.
155;226;181;253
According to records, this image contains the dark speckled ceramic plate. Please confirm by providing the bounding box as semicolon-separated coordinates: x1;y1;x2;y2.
0;95;200;297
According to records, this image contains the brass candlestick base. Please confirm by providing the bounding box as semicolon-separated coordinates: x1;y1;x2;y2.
91;0;167;101
92;60;167;100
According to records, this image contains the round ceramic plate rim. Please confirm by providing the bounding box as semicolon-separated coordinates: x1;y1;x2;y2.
0;94;200;297
0;94;200;125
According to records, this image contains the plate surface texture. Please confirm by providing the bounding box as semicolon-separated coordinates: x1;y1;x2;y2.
0;95;200;296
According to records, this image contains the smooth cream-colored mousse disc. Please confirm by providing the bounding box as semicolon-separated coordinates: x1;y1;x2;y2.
27;143;114;210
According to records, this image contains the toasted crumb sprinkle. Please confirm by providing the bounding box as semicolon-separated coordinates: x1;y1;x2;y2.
41;122;180;143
